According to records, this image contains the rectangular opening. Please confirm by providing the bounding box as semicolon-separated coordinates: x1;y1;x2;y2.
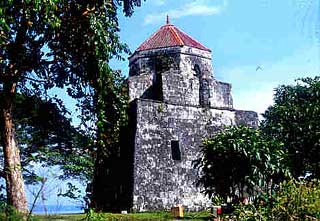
171;140;181;161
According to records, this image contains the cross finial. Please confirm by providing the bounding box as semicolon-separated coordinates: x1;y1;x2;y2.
166;15;170;24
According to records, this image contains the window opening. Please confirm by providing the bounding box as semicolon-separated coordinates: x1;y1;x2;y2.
171;140;181;161
194;64;201;77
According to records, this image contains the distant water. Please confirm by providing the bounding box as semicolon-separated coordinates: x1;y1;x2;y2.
30;204;84;214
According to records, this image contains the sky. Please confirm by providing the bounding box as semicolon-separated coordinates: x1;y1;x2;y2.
111;0;320;115
27;0;320;211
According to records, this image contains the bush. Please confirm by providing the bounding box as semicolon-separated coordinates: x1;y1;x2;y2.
195;126;289;201
232;179;320;221
0;201;27;221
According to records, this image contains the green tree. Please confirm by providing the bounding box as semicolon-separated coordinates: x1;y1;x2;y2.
1;0;142;212
14;94;93;183
261;77;320;178
1;0;62;212
0;93;92;211
89;69;129;212
195;126;289;201
44;0;137;211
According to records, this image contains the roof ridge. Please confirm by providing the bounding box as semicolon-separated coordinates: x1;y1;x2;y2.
169;25;184;46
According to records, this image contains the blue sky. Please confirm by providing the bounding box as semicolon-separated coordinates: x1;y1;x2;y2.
111;0;320;114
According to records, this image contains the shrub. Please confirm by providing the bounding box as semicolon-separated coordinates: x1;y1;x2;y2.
195;126;289;201
232;179;320;220
0;201;27;221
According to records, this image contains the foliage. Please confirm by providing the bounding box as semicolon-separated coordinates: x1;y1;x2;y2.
261;77;320;178
196;77;320;219
232;179;320;221
40;0;133;183
0;0;87;211
83;67;130;212
0;0;143;211
230;204;269;221
58;182;82;200
66;0;133;212
195;126;289;201
0;201;27;221
272;179;320;220
12;94;93;183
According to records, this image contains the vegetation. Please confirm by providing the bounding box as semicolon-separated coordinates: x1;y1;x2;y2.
14;94;92;183
0;211;211;221
196;76;320;220
195;126;289;201
83;210;210;221
262;77;320;178
1;0;143;213
1;0;62;212
232;179;320;220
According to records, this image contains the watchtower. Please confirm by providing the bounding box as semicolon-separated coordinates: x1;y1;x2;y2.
126;18;258;211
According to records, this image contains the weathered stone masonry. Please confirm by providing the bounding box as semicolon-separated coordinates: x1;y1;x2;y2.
125;20;258;211
131;99;257;211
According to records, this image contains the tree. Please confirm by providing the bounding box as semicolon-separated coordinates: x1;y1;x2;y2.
88;69;129;212
195;126;289;201
1;0;143;213
42;0;138;211
261;77;320;178
13;94;93;183
0;93;92;209
1;0;62;212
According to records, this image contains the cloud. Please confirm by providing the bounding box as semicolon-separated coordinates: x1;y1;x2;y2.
153;0;166;6
144;0;227;25
218;46;320;116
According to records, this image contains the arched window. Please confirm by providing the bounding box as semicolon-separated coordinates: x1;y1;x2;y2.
194;64;210;107
194;64;204;106
201;79;210;107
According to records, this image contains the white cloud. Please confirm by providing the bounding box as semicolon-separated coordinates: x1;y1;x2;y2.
153;0;166;6
144;0;227;25
218;46;320;116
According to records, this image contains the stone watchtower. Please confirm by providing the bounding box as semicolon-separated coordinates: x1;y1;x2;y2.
126;18;258;211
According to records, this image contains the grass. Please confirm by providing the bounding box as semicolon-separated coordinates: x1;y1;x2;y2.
29;211;211;221
32;213;86;221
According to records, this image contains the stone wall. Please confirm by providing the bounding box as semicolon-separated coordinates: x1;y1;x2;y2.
209;81;233;108
131;99;258;211
179;46;213;78
128;46;233;109
162;70;199;106
129;47;181;77
128;73;153;102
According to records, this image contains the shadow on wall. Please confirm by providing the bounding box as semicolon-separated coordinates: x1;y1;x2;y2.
89;102;137;212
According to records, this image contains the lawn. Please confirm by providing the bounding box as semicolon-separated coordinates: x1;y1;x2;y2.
33;213;86;221
30;211;211;221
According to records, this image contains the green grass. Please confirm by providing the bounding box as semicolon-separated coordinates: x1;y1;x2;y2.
32;213;86;221
29;211;211;221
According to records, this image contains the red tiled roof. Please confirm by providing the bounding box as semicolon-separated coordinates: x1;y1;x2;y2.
136;20;211;52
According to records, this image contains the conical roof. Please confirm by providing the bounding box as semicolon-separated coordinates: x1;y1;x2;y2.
136;17;211;52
